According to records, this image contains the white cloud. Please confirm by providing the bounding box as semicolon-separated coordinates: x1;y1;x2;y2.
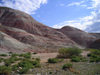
67;1;85;7
53;15;93;30
0;0;48;14
87;0;99;9
53;0;100;32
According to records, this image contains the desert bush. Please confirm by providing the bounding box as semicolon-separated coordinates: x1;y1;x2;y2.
32;60;41;67
71;56;88;62
12;58;41;74
12;60;33;74
71;56;81;62
91;49;100;55
33;52;37;54
0;66;11;75
80;57;88;62
5;57;20;66
62;63;73;70
90;56;100;62
0;58;4;62
35;58;40;62
88;49;100;62
48;58;58;63
48;58;63;63
58;47;82;58
0;54;7;57
19;52;31;59
11;53;19;57
24;52;31;59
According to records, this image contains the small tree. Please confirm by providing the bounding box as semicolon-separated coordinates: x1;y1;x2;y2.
62;63;73;70
58;47;82;58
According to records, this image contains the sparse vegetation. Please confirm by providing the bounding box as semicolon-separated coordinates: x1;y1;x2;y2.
0;52;41;74
71;56;81;62
0;54;7;57
88;49;100;62
0;48;100;75
58;47;82;58
62;63;73;70
0;66;11;75
48;58;63;63
71;56;88;62
19;52;31;59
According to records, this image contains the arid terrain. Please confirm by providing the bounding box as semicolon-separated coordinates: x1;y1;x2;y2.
0;7;100;75
0;7;100;54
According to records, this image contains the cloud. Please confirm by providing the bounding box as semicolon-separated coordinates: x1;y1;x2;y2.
53;0;100;32
0;0;48;14
67;1;86;7
87;0;100;9
53;15;93;30
85;0;100;32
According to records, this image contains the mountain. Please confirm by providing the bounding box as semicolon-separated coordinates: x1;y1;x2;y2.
0;7;98;53
57;26;97;48
0;7;78;53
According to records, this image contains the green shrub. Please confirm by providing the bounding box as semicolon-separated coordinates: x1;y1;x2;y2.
58;47;82;58
88;49;100;62
0;54;7;57
12;64;18;72
48;58;59;63
11;53;19;57
19;52;31;59
0;58;4;62
12;59;41;74
5;57;20;66
0;66;11;75
71;56;81;62
35;58;40;62
32;60;41;67
13;60;33;74
90;57;100;62
81;57;88;62
62;63;73;70
33;52;37;54
91;49;100;55
71;56;88;62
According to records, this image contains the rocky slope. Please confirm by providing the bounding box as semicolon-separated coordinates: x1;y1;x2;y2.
57;26;97;48
0;7;98;53
89;39;100;49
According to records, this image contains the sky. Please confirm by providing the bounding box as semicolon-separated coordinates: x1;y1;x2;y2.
0;0;100;32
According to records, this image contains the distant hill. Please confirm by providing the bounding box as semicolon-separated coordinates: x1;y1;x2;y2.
56;26;96;48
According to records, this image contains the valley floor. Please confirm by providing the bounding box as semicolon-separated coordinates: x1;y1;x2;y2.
28;51;100;75
27;61;100;75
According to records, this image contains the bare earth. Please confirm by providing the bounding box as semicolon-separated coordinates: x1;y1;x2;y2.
32;51;90;63
32;53;58;63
